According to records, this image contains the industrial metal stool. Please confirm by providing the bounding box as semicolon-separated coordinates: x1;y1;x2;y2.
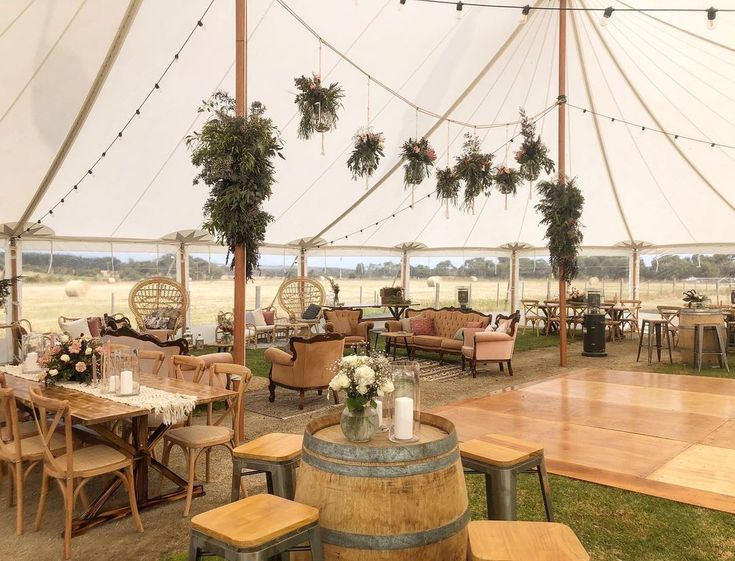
460;434;553;522
231;433;303;502
189;494;323;561
636;318;673;365
693;323;730;373
467;521;589;561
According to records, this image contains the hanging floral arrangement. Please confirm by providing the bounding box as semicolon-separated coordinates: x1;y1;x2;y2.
400;137;437;186
436;166;461;219
454;133;493;211
294;73;345;139
347;128;385;180
0;277;20;309
493;166;522;196
515;109;555;182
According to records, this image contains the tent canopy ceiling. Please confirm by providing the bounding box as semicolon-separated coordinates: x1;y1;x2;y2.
2;0;735;257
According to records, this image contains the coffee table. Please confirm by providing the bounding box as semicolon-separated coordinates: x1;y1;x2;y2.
379;331;413;360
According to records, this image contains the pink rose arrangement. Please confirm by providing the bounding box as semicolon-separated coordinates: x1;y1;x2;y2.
40;335;102;385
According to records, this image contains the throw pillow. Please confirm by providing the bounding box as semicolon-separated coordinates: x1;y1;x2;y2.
484;322;495;332
331;317;352;335
496;320;512;334
302;304;321;320
144;311;166;330
466;321;483;328
61;318;90;338
245;311;255;326
411;316;435;336
262;309;275;325
399;317;412;332
252;309;267;327
86;317;102;337
454;327;464;341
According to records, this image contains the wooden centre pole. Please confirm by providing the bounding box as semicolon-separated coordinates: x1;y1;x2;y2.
233;0;247;366
558;0;568;367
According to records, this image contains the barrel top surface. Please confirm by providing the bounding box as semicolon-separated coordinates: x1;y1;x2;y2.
315;423;447;448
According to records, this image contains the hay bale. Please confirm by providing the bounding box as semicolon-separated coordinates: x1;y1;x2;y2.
64;280;89;297
426;276;442;288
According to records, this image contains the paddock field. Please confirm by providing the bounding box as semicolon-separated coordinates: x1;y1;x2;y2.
11;276;725;333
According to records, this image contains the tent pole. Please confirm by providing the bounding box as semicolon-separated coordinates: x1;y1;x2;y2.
9;238;21;360
299;248;307;278
558;0;568;367
631;248;640;301
400;250;410;299
178;242;188;335
509;248;518;313
233;0;247;366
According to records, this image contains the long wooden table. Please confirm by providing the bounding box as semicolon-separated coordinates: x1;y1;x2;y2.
2;371;236;536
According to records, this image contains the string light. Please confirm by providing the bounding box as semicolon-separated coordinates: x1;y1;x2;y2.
15;0;216;240
600;6;613;26
456;1;464;19
520;4;530;24
707;7;717;29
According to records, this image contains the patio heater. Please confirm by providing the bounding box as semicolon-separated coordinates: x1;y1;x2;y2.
582;289;607;357
456;286;470;310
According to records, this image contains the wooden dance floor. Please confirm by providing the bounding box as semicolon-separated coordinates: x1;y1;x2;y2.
434;368;735;513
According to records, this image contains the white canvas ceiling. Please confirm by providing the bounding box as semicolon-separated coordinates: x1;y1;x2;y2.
2;0;734;257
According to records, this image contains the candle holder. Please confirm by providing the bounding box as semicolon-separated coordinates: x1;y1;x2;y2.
389;360;421;443
101;347;140;396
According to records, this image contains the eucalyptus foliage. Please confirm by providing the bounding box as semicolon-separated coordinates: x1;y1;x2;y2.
535;177;585;283
294;73;344;139
187;92;284;279
0;277;19;309
435;167;461;205
455;134;493;212
347;128;385;180
493;166;522;196
515;109;556;182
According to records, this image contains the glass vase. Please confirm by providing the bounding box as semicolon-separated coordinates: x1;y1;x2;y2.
389;360;421;443
340;406;379;443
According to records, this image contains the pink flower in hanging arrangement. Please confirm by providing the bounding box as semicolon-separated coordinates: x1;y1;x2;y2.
400;137;437;186
425;148;437;162
413;145;420;154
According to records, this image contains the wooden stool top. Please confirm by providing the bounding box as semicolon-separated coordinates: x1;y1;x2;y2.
461;434;543;467
233;433;303;462
468;521;589;561
191;494;318;549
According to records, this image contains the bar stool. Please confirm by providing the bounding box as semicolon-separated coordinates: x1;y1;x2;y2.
467;521;589;561
231;433;303;502
636;319;673;365
693;323;730;373
460;434;553;522
189;494;323;561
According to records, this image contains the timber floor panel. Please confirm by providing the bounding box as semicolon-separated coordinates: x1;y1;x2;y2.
433;367;735;513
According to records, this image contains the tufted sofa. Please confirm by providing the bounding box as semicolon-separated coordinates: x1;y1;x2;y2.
385;307;492;361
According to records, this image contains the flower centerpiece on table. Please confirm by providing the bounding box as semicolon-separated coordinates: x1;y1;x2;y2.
347;128;385;180
401;137;437;187
329;354;394;442
682;289;708;309
39;335;102;385
568;287;584;303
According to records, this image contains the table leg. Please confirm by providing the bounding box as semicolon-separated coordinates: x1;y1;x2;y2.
133;415;149;502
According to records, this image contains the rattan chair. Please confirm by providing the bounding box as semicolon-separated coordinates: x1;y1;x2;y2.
160;363;252;516
276;277;326;327
128;277;189;338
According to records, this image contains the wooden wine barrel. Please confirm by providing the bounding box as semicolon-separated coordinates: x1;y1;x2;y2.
678;308;726;367
294;412;468;561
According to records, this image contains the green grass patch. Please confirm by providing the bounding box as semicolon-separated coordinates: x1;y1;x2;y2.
652;361;734;380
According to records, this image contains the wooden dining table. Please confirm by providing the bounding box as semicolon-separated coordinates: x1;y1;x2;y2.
1;370;236;536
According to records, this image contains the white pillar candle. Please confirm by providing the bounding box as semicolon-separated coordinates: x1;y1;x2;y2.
120;370;134;394
109;375;120;393
394;396;414;440
24;352;38;371
375;399;383;427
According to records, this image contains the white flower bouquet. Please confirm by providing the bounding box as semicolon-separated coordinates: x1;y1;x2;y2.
329;353;394;413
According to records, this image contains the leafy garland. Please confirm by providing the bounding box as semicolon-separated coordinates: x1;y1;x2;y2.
455;133;493;211
347;128;385;180
515;109;556;182
0;277;19;309
188;93;284;280
294;73;345;140
535;177;585;283
401;137;437;186
493;166;522;196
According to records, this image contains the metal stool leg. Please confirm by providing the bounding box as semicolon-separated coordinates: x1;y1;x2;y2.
655;323;662;362
697;325;704;372
647;326;654;365
636;321;646;362
189;534;202;561
308;526;325;561
231;462;242;502
664;325;673;364
488;469;517;521
537;459;554;522
716;326;730;373
271;463;297;500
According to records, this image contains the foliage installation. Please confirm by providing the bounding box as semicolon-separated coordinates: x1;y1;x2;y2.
347;128;385;180
294;73;345;140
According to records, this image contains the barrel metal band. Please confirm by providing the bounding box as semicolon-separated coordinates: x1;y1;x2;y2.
303;431;457;463
321;508;470;550
301;448;460;477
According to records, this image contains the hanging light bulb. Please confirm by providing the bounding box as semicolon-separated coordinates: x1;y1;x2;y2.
707;7;717;30
398;0;406;11
455;1;464;20
520;5;531;24
600;6;613;26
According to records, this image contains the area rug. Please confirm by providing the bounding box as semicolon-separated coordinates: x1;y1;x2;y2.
413;359;468;382
244;389;341;420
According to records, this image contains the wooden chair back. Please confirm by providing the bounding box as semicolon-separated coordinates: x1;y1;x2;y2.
208;363;252;445
521;300;539;316
128;276;189;333
170;355;205;383
0;387;22;459
29;388;74;477
139;350;165;376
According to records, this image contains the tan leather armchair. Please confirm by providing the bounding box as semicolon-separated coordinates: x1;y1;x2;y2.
324;308;374;350
265;333;345;409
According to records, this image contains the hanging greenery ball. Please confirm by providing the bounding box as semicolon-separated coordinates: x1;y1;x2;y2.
515;109;555;182
454;133;493;212
294;73;345;140
493;166;522;196
400;137;437;186
347;128;385;180
435;166;461;204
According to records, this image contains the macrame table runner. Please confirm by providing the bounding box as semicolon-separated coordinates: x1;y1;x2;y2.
2;365;196;425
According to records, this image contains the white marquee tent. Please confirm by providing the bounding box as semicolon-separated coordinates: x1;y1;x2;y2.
2;0;735;266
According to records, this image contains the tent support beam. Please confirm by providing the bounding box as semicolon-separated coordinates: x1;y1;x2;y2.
509;249;519;313
299;248;307;278
558;0;568;367
177;243;189;334
400;250;410;298
309;0;548;243
233;0;247;366
11;0;144;237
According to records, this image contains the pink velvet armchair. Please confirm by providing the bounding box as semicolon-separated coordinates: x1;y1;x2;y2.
461;311;520;377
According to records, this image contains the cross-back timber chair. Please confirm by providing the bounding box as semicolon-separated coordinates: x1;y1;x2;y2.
128;277;189;339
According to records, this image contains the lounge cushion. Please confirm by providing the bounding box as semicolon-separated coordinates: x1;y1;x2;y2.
441;338;463;351
411;316;435;336
61;318;90;338
413;335;442;348
400;317;412;332
302;304;321;320
262;309;275;325
252;309;267;327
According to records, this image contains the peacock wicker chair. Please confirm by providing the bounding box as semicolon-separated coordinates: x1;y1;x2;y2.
128;277;189;337
276;277;326;323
